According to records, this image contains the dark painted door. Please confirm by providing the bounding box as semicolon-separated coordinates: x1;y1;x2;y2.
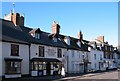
46;62;51;75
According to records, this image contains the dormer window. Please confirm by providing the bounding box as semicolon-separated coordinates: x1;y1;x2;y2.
53;37;57;42
64;36;70;45
35;33;40;39
93;42;97;49
77;40;81;47
29;28;41;40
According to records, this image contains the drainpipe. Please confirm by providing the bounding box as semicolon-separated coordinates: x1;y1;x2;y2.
29;44;31;76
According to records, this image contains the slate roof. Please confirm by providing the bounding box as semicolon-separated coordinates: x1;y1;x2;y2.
1;19;29;44
59;34;89;51
1;18;89;51
20;26;68;48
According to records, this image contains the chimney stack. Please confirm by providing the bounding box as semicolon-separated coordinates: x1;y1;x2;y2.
4;11;24;27
78;31;83;41
97;36;104;43
52;21;60;34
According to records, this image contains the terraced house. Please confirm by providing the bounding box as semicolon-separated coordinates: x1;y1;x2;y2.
1;10;120;78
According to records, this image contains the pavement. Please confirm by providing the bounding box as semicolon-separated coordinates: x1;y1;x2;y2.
54;72;103;81
1;69;119;81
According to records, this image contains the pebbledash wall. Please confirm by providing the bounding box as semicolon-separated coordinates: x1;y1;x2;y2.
2;42;29;78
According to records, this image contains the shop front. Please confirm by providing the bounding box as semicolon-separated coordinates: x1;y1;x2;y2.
4;58;22;78
30;58;62;76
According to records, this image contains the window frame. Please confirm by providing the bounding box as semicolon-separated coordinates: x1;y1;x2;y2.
35;33;40;39
39;46;44;57
94;54;96;60
57;48;62;58
5;61;21;74
11;44;19;56
72;51;74;57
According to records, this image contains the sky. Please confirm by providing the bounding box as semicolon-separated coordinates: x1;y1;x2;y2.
1;2;118;46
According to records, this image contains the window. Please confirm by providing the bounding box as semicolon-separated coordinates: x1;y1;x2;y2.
11;44;19;56
101;63;104;67
34;62;38;70
86;53;88;59
72;51;74;57
79;54;81;58
38;62;43;70
72;63;74;71
57;48;62;58
106;53;108;59
5;61;21;74
105;46;107;50
31;62;43;70
35;33;40;39
94;54;96;59
82;54;84;59
43;62;46;70
100;54;102;60
53;37;57;42
39;46;44;57
95;63;96;68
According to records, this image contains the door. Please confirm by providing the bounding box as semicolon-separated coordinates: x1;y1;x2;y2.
46;62;51;75
99;62;101;70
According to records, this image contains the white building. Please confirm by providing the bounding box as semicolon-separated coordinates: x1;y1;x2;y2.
21;21;68;76
64;32;90;73
1;18;30;78
88;45;106;71
113;48;120;68
67;49;84;73
2;42;29;78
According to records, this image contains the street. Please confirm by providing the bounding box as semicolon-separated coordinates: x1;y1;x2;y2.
56;70;120;81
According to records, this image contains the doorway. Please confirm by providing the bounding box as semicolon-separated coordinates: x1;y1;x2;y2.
46;62;51;75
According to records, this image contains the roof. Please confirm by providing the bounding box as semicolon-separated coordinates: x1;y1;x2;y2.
21;26;68;48
1;19;29;45
59;34;89;51
1;18;89;51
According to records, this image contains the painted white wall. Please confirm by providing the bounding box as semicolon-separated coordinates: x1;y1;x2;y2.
114;52;120;68
30;44;67;60
2;42;29;76
45;46;58;59
67;50;85;73
30;44;68;72
19;44;29;75
89;48;104;71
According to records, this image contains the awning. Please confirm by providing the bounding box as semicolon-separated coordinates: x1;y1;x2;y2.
4;58;22;62
30;58;61;62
